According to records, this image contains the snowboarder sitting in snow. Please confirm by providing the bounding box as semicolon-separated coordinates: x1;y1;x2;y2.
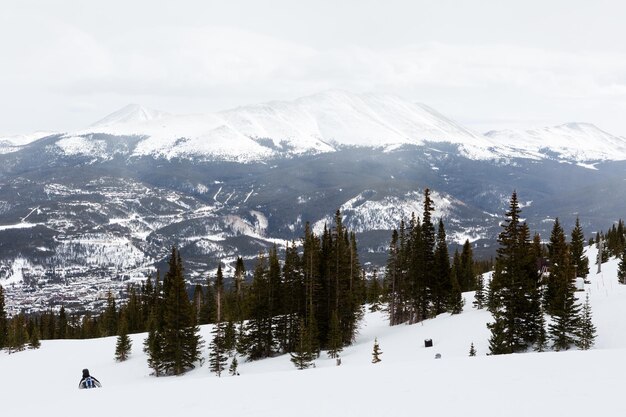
78;368;102;389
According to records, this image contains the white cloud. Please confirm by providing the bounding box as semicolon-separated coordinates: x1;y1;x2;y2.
1;1;626;136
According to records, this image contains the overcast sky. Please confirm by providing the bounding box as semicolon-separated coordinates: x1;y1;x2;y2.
2;0;626;136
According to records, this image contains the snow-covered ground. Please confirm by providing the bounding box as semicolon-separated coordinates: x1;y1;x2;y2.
2;246;625;417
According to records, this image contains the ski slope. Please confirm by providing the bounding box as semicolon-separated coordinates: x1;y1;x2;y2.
2;247;625;417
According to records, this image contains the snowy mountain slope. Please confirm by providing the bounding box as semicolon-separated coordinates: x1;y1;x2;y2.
77;91;504;162
217;90;499;158
2;251;625;417
485;123;626;163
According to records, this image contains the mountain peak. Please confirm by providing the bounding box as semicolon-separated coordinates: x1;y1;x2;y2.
90;104;168;128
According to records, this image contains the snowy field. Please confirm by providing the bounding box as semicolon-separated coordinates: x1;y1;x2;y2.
2;246;626;417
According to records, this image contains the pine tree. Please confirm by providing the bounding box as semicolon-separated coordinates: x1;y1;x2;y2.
215;263;224;323
366;271;382;312
208;322;228;377
469;342;476;357
143;304;164;376
281;240;304;353
534;305;548;352
290;319;315;370
115;312;132;362
199;274;216;324
223;319;237;355
7;314;29;353
245;252;275;360
570;218;589;278
548;269;581;351
433;219;451;316
235;321;248;357
326;310;343;359
448;269;464;315
160;247;203;375
545;221;582;351
326;211;362;347
228;355;239;376
576;293;596;350
102;292;117;337
371;338;382;363
421;189;437;320
29;324;41;349
487;312;509;355
267;246;284;348
531;233;544;260
57;306;68;339
0;286;7;350
520;222;544;347
191;284;204;325
233;256;247;324
459;240;475;291
488;192;540;354
473;274;485;309
549;303;581;351
618;245;626;285
407;213;427;324
386;229;403;326
544;218;567;315
124;285;143;333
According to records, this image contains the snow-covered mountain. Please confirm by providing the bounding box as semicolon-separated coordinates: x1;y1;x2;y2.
70;91;626;164
78;91;502;162
485;122;626;163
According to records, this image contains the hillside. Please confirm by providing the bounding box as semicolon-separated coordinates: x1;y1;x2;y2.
2;247;625;417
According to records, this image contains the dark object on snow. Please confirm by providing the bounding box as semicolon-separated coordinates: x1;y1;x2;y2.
79;368;102;389
435;353;442;359
424;339;433;348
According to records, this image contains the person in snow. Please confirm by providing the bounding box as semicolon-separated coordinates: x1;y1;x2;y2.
78;368;102;389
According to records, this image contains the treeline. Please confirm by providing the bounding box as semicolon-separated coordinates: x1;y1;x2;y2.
383;188;473;325
0;211;366;374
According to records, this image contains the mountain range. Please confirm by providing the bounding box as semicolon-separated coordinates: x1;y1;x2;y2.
1;90;625;311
